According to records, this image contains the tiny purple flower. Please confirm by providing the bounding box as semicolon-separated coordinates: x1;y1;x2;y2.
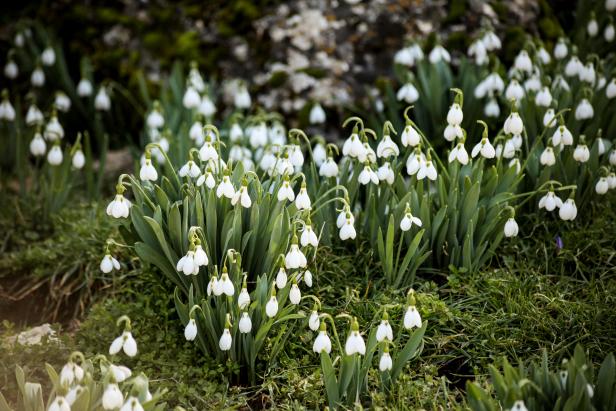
555;236;564;250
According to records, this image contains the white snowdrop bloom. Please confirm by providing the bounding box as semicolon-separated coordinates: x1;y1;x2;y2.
474;81;488;99
535;87;552;107
511;400;528;411
14;32;24;47
345;322;366;356
484;98;500;118
596;177;609;194
573;144;590;162
249;122;268;148
553;75;570;92
54;92;71;112
199;142;219;165
229;145;245;162
377;162;395;185
376;317;393;342
319;157;339;177
447;103;463;126
276;267;288;289
139;158;158;181
109;364;131;383
543;109;556;128
177;250;199;275
552;126;573;147
404;306;422;329
269;122;286;145
219;328;232;351
401;123;421;147
337;208;354;228
41;46;56;66
47;145;63;166
607;173;616;189
109;330;137;357
77;78;93;97
580;63;596;85
30;132;46;156
48;396;71;411
179;160;201;178
95;87;111;111
487;72;505;93
505;80;525;101
559;199;578;221
482;31;501;50
301;225;319;247
44;115;64;141
285;243;307;269
146;108;164;130
274;156;294;176
4;60;18;79
220;272;235;296
468;40;488;65
188;66;205;91
120;397;144;411
417;159;437;181
342;131;365;158
524;75;541;92
538;191;563;211
306;311;320;331
60;361;82;386
72;149;85;169
0;96;15;121
597;138;607;155
587;17;598;37
514;50;533;73
206;276;219;296
106;193;131;218
575;99;594;120
289;283;301;305
196;169;216;188
289;145;304;168
540;146;556;166
444;124;463;142
313;326;332;354
538;47;551;65
554;38;568;59
504;218;519;237
606;24;616;41
339;217;357;241
406;152;423;176
183;86;200;109
511;134;523;150
266;294;279;317
231;184;252;208
377;134;399;158
258;151;276;174
359;142;377;163
496;139;516;159
239;312;252;333
229;122;243;142
448;142;469;165
565;56;583;77
234;85;252;109
102;384;124;410
303;269;313;287
394;47;413;66
312;143;327;166
429;45;451;64
216;175;235;199
379;352;393;372
504;112;523;135
400;210;422;231
358;164;379;185
185;319;197;341
277;179;295;202
610;150;616;166
607;79;616;98
511;158;525;174
31;66;45;87
309;103;326;124
238;287;250;309
608;0;616;11
25;104;44;126
198;96;216;117
472;138;496;159
396;83;419;103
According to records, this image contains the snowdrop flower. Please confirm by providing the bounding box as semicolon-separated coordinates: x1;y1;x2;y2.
358;163;379;185
444;124;463;142
360;142;376;163
102;384;124;410
313;322;332;354
376;313;394;342
48;396;71;411
607;173;616;189
312;142;327;166
482;31;501;50
285;237;307;269
232;183;252;208
342;127;365;158
31;66;45;87
597;137;607;155
249;122;268;148
512;400;528;411
448;141;469;165
30;132;46;156
47;144;63;166
608;0;616;11
554;38;568;59
216;174;235;199
219;328;232;351
339;213;357;240
538;191;563;211
239;312;252;333
575;99;594;120
196;168;216;188
179;160;201;178
596;177;609;194
552;126;573;147
580;62;596;85
543;109;556;128
109;364;132;383
345;318;366;355
565;56;583;77
95;87;111;111
60;360;84;386
219;269;235;296
484;98;500;118
234;84;252;109
607;79;616;98
417;157;438;181
194;243;208;266
198;95;216;117
400;204;422;231
184;318;198;341
295;185;311;210
289;283;301;305
275;266;288;289
377;133;399;158
429;45;451;64
238;281;250;309
309;310;320;331
401;122;421;147
379;350;393;372
4;60;18;79
183;86;200;109
559;198;578;221
199;139;219;163
25;104;44;126
303;269;313;287
176;250;199;275
404;292;422;329
397;83;419;103
587;14;598;37
540;146;556;166
146;104;164;129
120;397;144;411
472;137;496;159
319;157;339;178
0;94;15;121
301;224;319;248
109;330;138;357
525;75;542;92
276;178;294;202
394;47;413;66
227;122;243;143
553;75;570;92
265;289;279;318
447;102;463;126
377;162;395;185
72;148;85;169
537;47;551;65
504;217;519;237
468;40;488;65
610;150;616;166
504;111;524;135
54;92;71;112
207;275;220;296
505;80;525;101
106;188;131;219
77;78;93;97
514;50;533;73
573;143;590;162
606;22;615;41
139;156;158;181
44;114;64;141
309;103;326;124
535;87;552;107
41;46;56;66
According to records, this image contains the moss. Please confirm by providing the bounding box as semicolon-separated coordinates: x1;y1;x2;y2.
445;0;468;24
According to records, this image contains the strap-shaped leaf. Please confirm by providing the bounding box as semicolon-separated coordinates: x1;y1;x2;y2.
320;352;340;408
390;321;427;381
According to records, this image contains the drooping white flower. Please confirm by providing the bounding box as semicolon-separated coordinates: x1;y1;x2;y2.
25;104;44;126
312;143;327;166
607;173;616;189
94;87;111;111
31;66;45;87
376;316;393;342
344;320;366;356
309;311;320;331
559;198;578;221
538;191;563;211
231;184;252;208
30;132;46;157
277;179;295;202
377;134;399;158
289;283;301;305
219;328;232;351
400;208;422;231
444;124;463;142
342;130;365;158
404;306;422;329
514;50;533;73
100;254;120;273
139;158;158;181
196;169;216;188
44;115;64;141
504;218;519;237
177;250;200;276
543;108;556;128
358;163;379;185
183;86;201;109
309;103;326;124
587;16;599;37
102;384;124;410
565;56;583;77
573;144;590;162
285;242;307;269
54;92;71;112
537;47;551;65
319;157;339;178
295;185;311;210
596;177;609;194
484;98;500;118
303;269;313;287
120;397;144;411
301;225;319;248
540;146;556;166
377;162;395;185
239;312;252;333
535;87;552;107
266;294;279;318
220;271;235;296
468;40;488;65
106;192;131;219
429;45;451;64
505;80;525;101
4;60;18;79
512;400;528;411
610;150;616;166
447;103;463;126
313;324;332;354
47;145;63;166
234;84;252;109
216;175;235;199
77;78;93;97
504;112;524;135
249;122;268;148
41;46;56;66
448;142;469;165
179;160;201;178
146;107;164;130
339;214;357;241
554;38;568;59
185;319;197;341
401;123;421;147
575;99;594;120
48;396;71;411
198;95;216;118
378;351;393;372
552;126;573;147
472;137;496;159
417;158;438;181
396;83;419;103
